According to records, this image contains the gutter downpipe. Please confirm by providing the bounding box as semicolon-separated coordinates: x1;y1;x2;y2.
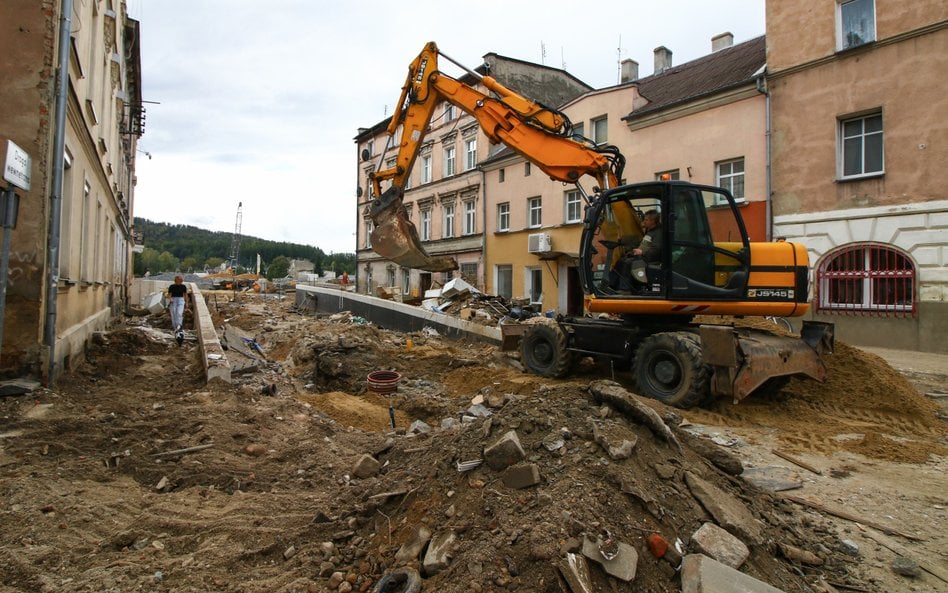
755;69;772;241
480;166;487;290
44;0;73;386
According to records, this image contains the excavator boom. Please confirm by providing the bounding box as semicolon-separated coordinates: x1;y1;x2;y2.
368;42;623;271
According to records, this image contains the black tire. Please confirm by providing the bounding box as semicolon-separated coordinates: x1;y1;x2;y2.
632;332;709;409
520;323;572;378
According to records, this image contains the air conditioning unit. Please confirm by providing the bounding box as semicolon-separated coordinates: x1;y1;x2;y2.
527;232;552;253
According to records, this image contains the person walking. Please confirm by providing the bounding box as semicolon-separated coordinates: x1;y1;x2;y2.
167;275;189;346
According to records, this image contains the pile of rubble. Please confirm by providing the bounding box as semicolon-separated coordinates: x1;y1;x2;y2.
306;379;866;593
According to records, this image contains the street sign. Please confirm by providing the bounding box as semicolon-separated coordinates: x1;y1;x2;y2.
3;140;32;191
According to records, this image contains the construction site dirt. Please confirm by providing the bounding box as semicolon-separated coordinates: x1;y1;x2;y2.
0;292;945;593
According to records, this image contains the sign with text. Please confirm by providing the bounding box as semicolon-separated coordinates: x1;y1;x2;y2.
3;140;32;191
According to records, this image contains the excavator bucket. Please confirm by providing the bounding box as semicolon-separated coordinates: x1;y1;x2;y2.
369;187;458;272
700;321;835;402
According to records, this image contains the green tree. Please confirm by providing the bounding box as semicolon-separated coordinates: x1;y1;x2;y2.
181;256;198;272
157;251;179;273
135;247;160;276
205;256;225;271
266;256;290;280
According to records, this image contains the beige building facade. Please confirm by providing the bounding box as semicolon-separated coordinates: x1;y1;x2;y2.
354;53;590;299
766;0;948;351
0;0;143;380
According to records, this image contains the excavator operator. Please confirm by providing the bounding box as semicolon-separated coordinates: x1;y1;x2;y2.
608;209;663;292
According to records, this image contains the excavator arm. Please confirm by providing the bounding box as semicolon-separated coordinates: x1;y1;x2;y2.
368;42;624;271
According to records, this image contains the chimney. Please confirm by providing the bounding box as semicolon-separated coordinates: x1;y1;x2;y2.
653;46;672;74
712;32;734;52
620;58;639;83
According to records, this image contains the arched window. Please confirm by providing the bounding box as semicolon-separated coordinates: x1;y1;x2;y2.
817;243;915;317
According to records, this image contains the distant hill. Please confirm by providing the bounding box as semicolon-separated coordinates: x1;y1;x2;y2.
132;217;354;276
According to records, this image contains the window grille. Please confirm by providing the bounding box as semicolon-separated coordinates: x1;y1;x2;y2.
817;243;915;317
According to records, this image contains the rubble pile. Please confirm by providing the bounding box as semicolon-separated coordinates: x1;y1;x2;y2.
302;379;865;593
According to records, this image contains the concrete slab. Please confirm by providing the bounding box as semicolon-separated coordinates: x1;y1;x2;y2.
681;554;786;593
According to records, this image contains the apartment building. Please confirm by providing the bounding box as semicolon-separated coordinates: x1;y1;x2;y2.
482;35;768;314
354;51;590;298
0;0;143;380
766;0;948;351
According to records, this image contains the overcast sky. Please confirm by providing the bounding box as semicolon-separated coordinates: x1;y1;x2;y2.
126;0;765;254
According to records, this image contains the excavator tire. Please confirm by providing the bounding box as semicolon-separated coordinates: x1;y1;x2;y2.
633;332;709;409
520;322;572;378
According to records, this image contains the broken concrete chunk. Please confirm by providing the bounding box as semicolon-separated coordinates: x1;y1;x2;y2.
408;420;431;434
681;554;786;593
581;536;638;582
394;524;432;563
422;530;456;576
691;522;750;569
351;454;380;479
685;471;764;544
591;421;637;460
484;430;525;471
557;553;594;593
741;466;803;492
466;404;492;418
890;556;922;578
502;463;541;489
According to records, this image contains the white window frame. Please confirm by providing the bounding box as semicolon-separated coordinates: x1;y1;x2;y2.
444;103;455;122
528;197;542;228
443;203;455;238
497;202;510;232
495;264;513;300
464;138;477;171
716;158;745;202
525;267;543;305
592;116;608;144
421;155;432;183
565;190;582;223
443;146;456;177
837;0;875;51
420;208;432;241
463;200;476;235
364;220;373;249
460;262;478;286
839;111;884;179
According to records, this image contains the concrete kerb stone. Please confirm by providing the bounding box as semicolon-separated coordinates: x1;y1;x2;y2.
191;285;231;383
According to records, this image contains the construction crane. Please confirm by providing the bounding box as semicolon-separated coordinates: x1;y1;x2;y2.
229;201;242;272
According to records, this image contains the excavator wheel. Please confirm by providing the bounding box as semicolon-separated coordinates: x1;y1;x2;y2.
633;332;709;409
520;322;572;378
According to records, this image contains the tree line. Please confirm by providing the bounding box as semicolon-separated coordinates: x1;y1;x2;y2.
132;218;355;279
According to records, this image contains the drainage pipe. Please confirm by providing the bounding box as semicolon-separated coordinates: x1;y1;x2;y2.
756;71;772;241
43;0;73;385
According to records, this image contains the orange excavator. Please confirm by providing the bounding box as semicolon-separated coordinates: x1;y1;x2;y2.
366;42;833;408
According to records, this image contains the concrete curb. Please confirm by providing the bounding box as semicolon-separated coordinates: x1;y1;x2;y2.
295;284;501;343
191;284;231;383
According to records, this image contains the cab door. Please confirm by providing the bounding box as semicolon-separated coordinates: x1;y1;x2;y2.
667;185;749;299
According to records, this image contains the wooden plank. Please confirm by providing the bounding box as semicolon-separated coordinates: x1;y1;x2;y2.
783;495;922;541
771;448;823;475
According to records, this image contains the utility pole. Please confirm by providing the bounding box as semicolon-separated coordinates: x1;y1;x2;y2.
230;202;242;296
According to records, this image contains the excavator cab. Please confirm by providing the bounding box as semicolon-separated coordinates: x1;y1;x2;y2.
581;181;751;304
